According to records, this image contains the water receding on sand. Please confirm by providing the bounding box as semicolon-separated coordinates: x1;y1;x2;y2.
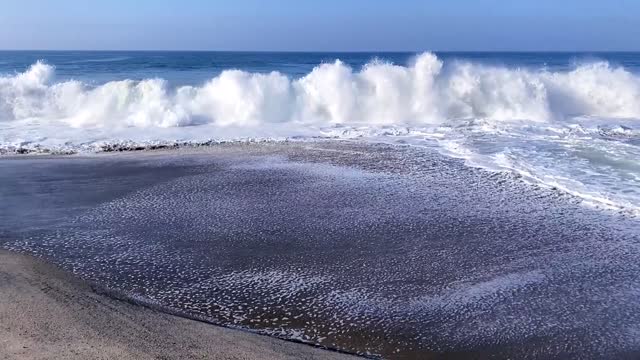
1;142;640;358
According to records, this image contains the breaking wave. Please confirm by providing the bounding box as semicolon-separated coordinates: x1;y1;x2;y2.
1;52;640;129
2;52;640;217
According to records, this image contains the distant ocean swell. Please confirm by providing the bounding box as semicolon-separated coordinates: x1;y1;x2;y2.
1;52;639;128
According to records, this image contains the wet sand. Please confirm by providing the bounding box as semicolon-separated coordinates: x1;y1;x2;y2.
0;249;356;360
1;141;640;359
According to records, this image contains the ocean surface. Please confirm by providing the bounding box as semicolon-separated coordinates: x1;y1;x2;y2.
1;51;640;216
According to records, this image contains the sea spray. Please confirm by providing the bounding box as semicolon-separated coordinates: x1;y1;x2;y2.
2;53;640;128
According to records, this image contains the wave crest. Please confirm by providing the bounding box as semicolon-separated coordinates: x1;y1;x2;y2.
1;53;640;129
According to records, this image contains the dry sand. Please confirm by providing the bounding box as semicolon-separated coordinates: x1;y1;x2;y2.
0;250;356;360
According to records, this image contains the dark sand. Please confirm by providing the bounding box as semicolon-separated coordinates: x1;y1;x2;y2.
2;141;640;359
0;249;355;360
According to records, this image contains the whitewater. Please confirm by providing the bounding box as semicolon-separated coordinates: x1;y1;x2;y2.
1;52;640;215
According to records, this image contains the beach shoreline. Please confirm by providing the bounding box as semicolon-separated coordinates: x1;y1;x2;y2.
1;141;639;358
0;248;358;360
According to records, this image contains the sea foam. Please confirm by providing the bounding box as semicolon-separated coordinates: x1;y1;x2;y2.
2;53;640;129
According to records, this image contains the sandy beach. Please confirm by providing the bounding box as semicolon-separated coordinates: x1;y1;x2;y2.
0;249;355;360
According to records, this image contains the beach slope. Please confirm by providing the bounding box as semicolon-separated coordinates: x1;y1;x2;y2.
0;250;354;360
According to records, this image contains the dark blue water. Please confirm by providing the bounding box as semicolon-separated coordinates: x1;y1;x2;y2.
2;51;640;86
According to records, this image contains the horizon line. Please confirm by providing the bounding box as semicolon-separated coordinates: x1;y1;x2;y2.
1;49;640;53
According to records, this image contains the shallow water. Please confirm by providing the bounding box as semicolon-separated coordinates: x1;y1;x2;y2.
2;142;639;359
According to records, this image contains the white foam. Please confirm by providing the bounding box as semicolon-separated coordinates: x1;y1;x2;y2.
2;53;640;130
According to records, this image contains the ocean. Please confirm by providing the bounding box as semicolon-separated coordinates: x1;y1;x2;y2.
2;51;640;216
2;51;640;358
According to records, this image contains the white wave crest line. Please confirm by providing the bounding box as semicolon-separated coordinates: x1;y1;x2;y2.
1;53;640;129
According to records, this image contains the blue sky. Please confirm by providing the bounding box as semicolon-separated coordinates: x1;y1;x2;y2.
0;0;638;51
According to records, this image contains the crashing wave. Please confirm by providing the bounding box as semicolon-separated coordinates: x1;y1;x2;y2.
2;53;640;217
2;53;640;130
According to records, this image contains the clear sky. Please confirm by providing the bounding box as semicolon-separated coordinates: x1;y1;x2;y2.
1;0;638;51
